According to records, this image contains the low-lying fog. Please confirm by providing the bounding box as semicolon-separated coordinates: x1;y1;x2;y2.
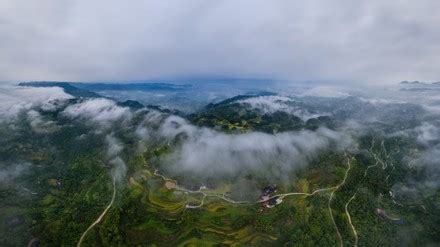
0;82;439;199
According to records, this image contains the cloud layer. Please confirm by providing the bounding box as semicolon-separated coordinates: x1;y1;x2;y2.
1;85;438;197
156;115;352;181
62;98;131;128
1;0;440;84
237;95;327;121
0;86;72;121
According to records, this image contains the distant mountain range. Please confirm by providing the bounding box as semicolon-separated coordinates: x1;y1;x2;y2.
400;81;440;85
71;82;192;91
400;81;440;91
18;81;187;115
18;81;102;98
19;81;192;93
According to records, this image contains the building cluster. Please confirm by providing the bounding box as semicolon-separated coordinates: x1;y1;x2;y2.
260;185;282;209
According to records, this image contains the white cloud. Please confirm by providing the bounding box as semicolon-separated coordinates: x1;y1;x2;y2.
237;95;327;121
359;97;406;106
238;95;292;111
415;123;439;146
301;86;351;98
62;98;131;127
0;86;73;122
105;134;127;183
157;115;352;180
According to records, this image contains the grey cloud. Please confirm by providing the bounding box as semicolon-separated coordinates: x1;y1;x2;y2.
0;162;30;183
27;110;59;134
393;144;440;201
1;0;440;84
105;134;124;158
392;121;440;200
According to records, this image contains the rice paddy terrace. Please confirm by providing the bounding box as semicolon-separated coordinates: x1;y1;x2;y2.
75;137;428;246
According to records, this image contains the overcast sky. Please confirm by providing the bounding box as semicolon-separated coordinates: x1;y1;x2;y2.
1;0;439;84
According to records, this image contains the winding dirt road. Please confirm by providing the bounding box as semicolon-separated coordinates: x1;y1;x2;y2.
153;169;250;207
77;177;116;247
154;155;356;246
328;157;352;247
345;191;359;247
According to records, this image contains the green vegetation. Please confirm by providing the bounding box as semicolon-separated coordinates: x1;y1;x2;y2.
190;95;333;133
0;92;439;246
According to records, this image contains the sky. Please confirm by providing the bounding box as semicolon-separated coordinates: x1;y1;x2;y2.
1;0;440;85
